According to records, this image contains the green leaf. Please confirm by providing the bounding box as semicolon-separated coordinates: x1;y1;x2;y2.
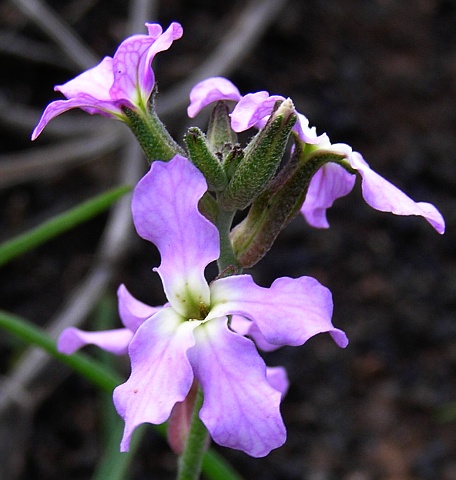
92;421;147;480
0;185;132;268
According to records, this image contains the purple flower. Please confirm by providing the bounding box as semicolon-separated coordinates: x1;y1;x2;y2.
32;22;183;140
188;76;322;144
188;77;445;234
300;135;446;234
58;154;348;457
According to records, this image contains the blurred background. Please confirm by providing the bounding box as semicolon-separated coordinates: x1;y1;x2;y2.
0;0;455;478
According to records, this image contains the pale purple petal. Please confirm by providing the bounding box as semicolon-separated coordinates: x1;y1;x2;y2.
57;56;114;100
117;284;162;332
230;91;324;144
188;317;286;457
187;77;241;118
113;307;198;451
31;95;122;140
294;112;326;144
230;315;281;352
110;31;161;104
350;152;445;234
32;57;132;140
230;91;285;132
301;162;356;228
266;367;289;399
139;22;183;105
109;22;182;107
57;327;133;355
209;275;348;348
132;155;219;316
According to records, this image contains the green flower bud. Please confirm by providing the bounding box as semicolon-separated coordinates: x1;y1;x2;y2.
184;127;227;191
231;142;349;267
219;99;297;211
207;101;238;152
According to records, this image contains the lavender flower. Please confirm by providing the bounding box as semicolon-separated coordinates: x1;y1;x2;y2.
58;155;348;457
32;22;183;140
188;77;445;234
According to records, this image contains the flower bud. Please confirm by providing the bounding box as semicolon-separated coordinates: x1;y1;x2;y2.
219;99;297;211
207;101;238;152
184;127;227;191
231;143;348;267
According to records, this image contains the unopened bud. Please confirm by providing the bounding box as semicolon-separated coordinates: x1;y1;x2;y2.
231;143;348;267
207;101;238;152
184;127;227;191
219;99;297;211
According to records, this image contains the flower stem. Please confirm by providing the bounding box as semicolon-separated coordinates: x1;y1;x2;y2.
216;206;240;273
176;385;209;480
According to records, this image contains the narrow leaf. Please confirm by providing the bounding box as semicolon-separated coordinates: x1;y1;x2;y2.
0;185;131;268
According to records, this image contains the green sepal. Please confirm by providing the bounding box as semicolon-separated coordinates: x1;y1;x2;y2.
122;91;184;163
184;127;227;191
231;143;350;267
207;101;237;152
219;99;297;211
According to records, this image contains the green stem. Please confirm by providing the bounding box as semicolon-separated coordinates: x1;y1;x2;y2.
176;386;209;480
216;206;240;273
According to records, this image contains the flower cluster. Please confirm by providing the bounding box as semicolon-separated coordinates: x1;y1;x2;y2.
33;22;445;460
188;77;445;234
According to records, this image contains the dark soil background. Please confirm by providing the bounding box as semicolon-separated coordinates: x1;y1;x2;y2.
1;0;455;479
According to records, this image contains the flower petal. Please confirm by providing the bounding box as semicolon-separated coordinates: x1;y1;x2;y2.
57;56;114;100
230;91;323;144
230;315;281;352
230;91;284;132
57;327;133;355
294;112;326;144
350;152;445;234
266;367;289;399
301;162;356;228
31;95;121;140
32;23;182;140
188;317;286;457
210;275;348;348
132;155;219;317
109;31;161;105
117;284;162;332
139;22;183;105
187;77;241;118
113;307;197;451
